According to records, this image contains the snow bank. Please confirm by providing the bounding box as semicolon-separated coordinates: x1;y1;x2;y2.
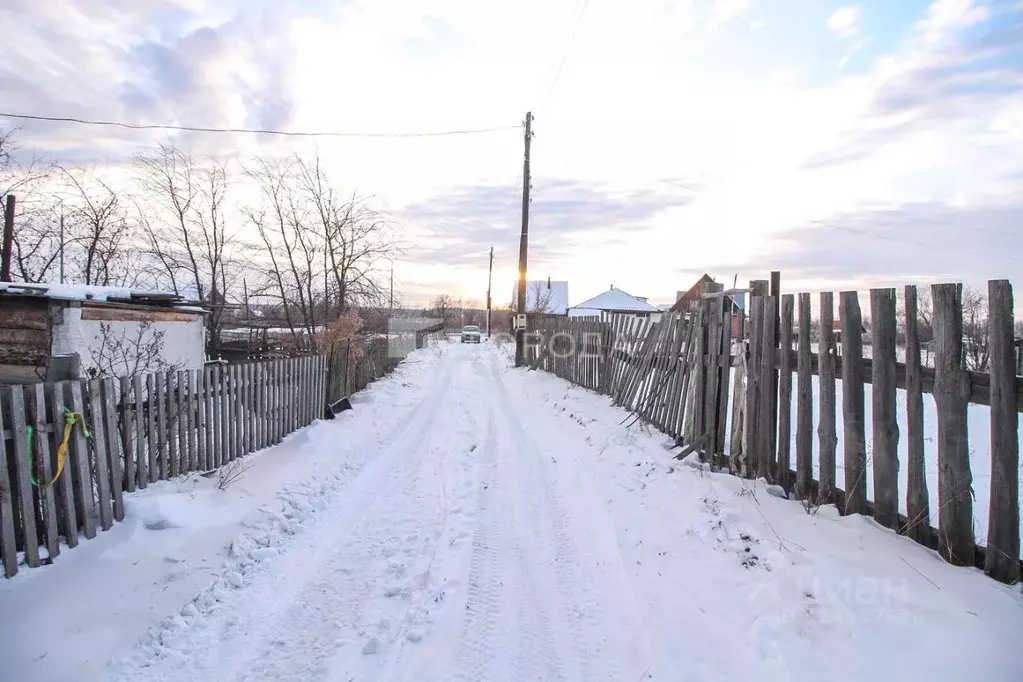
0;345;443;682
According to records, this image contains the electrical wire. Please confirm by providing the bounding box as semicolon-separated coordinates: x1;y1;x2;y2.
0;112;521;139
809;220;1023;263
538;0;592;110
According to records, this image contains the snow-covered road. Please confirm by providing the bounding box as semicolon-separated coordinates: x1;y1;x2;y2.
5;341;1023;681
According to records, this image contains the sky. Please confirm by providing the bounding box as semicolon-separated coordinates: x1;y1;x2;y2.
1;0;1022;307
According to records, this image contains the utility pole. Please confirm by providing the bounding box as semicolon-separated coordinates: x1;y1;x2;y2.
0;194;16;283
486;246;494;339
514;112;533;367
389;266;394;310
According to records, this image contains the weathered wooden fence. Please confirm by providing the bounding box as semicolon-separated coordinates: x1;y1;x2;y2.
0;355;326;578
527;276;1021;585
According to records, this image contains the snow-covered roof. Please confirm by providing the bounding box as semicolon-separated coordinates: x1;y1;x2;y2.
0;281;199;309
515;279;569;314
570;288;658;313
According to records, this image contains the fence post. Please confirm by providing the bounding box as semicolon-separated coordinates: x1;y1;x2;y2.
870;288;900;530
839;291;867;516
31;383;60;560
904;286;929;544
931;283;974;567
757;296;777;479
48;382;78;549
796;293;813;498
985;279;1018;583
67;381;96;538
818;292;837;504
0;390;17;576
101;378;125;522
87;380;114;530
777;295;794;494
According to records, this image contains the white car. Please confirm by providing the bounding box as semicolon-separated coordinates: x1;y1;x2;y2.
460;325;482;343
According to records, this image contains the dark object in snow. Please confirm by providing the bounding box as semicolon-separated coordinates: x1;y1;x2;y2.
326;397;353;418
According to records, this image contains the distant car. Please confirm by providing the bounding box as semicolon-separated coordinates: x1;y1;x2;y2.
461;325;481;343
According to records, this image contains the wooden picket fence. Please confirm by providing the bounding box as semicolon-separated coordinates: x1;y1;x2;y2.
527;276;1021;585
0;355;326;578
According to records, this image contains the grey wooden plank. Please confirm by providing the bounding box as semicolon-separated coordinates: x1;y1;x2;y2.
716;303;734;458
177;370;189;473
0;388;18;576
221;364;233;461
146;373;158;484
120;376;135;493
250;363;259;449
210;366;222;468
932;282;974;566
87;379;114;530
757;296;777;481
985;279;1019;583
132;374;146;489
235;364;246;457
839;291;868;516
48;382;78;549
101;378;125;522
155;372;168;480
744;298;762;476
796;292;813;498
818;292;838;504
66;381;96;539
777;295;794;495
254;362;264;449
186;370;197;471
903;286;929;544
31;383;60;560
168;370;181;477
197;368;209;470
8;387;40;566
870;288;900;530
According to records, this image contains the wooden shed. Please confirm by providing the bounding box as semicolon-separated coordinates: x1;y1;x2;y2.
0;283;207;383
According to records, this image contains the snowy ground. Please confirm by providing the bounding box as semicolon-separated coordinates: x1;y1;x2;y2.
3;340;1022;681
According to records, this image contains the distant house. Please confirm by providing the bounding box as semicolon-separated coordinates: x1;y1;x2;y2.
0;282;207;383
514;278;569;315
670;274;744;337
568;286;661;322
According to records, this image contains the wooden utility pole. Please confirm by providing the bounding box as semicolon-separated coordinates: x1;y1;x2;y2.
1;194;16;282
514;112;533;367
389;267;394;309
486;246;494;339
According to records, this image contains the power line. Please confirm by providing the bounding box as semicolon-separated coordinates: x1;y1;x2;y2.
0;112;521;139
869;208;1021;239
539;0;592;109
810;220;1023;263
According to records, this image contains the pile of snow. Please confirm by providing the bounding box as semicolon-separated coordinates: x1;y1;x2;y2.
0;281;180;302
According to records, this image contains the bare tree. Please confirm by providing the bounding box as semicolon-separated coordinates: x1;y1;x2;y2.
432;294;458;328
243;154;399;347
87;321;177;378
528;281;556;314
135;144;235;356
962;286;989;372
56;167;139;286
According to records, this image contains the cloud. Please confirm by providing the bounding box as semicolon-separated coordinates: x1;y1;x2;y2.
804;0;1023;171
827;6;861;37
697;200;1023;291
710;0;753;27
399;179;699;270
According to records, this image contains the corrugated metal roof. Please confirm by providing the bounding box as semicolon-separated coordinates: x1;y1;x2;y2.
0;282;200;309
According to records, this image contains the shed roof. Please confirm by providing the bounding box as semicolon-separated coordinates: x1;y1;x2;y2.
0;282;202;310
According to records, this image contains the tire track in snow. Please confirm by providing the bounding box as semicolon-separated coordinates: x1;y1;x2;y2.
110;347;463;682
487;357;629;682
